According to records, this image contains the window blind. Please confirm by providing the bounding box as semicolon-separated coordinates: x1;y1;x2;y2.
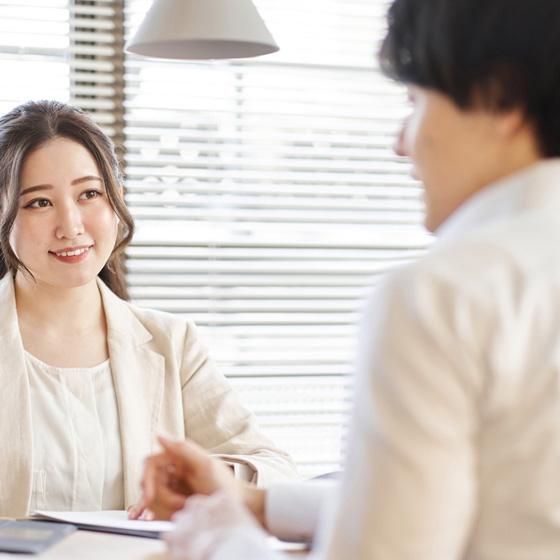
0;0;124;142
124;0;433;478
0;0;432;479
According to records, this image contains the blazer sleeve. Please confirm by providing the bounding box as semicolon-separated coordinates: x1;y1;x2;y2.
178;321;300;486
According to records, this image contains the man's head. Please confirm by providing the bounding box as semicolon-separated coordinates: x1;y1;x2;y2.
380;0;560;231
380;0;560;158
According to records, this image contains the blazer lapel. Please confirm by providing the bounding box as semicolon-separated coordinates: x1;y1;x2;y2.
99;280;165;506
0;275;33;516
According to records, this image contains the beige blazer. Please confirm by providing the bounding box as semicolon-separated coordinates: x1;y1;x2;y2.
0;275;298;517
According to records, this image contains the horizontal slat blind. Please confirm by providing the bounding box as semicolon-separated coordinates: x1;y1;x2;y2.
124;0;432;478
0;0;124;140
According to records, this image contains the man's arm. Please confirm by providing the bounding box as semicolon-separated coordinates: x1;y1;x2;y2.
128;436;257;521
129;435;333;543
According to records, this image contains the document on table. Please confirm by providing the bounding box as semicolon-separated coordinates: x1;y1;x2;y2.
31;510;174;539
268;537;310;553
31;511;310;552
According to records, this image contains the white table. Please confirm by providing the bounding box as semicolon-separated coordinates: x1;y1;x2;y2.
0;530;166;560
0;528;309;559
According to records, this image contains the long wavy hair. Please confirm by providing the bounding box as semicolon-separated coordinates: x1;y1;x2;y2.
0;100;134;300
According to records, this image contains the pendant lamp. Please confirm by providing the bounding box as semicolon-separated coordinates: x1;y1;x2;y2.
125;0;279;60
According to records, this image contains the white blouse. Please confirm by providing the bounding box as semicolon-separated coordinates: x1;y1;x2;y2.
25;352;124;512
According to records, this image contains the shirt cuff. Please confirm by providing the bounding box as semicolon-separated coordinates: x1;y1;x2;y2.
212;526;286;560
265;480;335;543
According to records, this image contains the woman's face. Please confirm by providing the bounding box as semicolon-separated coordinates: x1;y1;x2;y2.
9;137;119;290
395;85;518;232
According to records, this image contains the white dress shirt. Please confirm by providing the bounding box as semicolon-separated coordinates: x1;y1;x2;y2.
26;353;124;512
207;159;560;560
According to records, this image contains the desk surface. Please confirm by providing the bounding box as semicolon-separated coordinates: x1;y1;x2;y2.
0;530;166;560
0;529;309;559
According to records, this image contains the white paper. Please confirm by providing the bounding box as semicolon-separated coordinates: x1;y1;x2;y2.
32;511;310;551
267;537;310;552
32;510;174;536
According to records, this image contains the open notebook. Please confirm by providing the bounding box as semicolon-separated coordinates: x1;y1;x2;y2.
31;510;173;539
31;509;309;552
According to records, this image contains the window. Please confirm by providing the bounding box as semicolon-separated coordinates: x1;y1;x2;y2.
123;0;431;477
0;0;124;138
0;0;70;113
0;0;430;478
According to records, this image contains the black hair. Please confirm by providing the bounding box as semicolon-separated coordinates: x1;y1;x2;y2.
379;0;560;157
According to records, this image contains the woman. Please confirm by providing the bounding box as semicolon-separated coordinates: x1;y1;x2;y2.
132;0;560;559
0;100;298;518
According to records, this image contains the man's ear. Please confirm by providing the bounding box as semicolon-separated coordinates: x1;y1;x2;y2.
493;107;527;140
493;107;543;160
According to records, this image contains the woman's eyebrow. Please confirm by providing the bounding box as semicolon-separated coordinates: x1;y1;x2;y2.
71;175;103;186
20;184;53;197
20;176;103;197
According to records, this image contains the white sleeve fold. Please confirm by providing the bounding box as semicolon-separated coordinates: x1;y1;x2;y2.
265;480;336;543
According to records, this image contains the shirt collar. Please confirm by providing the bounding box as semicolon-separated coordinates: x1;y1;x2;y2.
435;158;560;245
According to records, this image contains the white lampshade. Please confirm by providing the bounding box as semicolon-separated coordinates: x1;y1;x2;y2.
125;0;279;60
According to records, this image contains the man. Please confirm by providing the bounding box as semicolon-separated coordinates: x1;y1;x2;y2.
129;0;560;557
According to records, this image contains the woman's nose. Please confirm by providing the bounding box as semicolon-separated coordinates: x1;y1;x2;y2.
55;204;85;239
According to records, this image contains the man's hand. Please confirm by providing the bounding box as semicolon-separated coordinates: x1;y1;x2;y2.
166;492;268;560
128;435;266;525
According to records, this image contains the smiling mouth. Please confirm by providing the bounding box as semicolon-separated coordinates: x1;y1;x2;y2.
52;247;91;257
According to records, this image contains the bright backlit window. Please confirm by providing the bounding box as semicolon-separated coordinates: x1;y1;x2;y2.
0;0;431;478
123;0;431;477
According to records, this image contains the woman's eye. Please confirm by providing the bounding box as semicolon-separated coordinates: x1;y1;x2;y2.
26;198;51;208
81;190;101;200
